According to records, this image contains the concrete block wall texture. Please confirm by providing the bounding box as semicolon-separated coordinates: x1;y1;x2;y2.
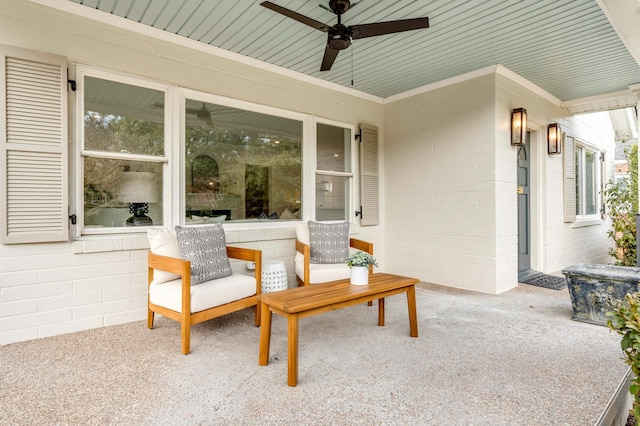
0;229;298;346
385;72;616;295
385;74;501;294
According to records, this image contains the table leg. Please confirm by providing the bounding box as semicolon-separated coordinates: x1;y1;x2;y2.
259;302;272;366
407;285;418;337
378;298;385;326
287;314;299;386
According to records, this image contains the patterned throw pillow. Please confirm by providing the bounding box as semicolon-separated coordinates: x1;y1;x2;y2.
308;221;350;264
174;225;232;285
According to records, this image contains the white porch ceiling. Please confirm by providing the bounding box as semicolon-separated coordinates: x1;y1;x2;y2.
62;0;640;102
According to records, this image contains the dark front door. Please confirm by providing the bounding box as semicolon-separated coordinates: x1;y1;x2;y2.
517;134;534;281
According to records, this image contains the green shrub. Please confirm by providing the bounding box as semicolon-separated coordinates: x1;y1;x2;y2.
604;143;637;266
608;292;640;423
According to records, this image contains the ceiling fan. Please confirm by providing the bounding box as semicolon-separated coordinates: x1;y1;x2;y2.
260;0;429;71
188;103;214;127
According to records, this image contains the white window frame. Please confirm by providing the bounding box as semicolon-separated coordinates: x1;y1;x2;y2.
574;139;601;221
178;88;309;230
312;117;358;224
73;66;367;237
75;66;171;237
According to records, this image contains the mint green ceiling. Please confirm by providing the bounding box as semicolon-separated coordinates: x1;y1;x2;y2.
67;0;640;101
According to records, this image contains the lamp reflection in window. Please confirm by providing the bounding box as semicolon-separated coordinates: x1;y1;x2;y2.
117;171;160;226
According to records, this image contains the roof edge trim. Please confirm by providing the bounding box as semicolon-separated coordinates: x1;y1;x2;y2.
562;88;639;115
384;64;561;106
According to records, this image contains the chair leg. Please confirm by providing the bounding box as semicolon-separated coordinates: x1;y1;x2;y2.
255;303;261;327
148;309;155;329
181;320;190;355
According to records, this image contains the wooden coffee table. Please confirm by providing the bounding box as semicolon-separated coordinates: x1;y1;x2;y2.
258;273;419;386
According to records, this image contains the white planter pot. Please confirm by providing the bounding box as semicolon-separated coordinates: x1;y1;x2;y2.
350;266;369;285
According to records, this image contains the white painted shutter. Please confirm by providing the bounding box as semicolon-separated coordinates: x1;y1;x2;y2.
563;135;576;223
359;124;379;226
600;150;606;219
1;45;68;244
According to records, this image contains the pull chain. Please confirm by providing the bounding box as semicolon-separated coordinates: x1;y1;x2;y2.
350;44;354;86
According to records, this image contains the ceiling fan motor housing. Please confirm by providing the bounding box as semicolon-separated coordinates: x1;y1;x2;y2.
329;0;351;14
328;24;351;50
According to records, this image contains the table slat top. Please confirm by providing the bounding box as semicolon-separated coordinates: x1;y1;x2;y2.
259;273;419;313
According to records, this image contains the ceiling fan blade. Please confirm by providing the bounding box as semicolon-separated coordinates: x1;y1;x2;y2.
320;44;340;71
350;17;429;40
261;1;330;32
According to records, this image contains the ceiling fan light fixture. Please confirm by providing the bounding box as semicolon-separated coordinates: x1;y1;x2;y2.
328;34;351;50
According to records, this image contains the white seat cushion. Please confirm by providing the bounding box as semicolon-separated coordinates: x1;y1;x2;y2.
149;273;256;313
295;260;351;285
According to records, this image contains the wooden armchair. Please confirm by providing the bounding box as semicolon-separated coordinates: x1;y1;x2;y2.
294;222;373;286
148;243;262;355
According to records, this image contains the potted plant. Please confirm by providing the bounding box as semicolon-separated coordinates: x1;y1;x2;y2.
346;251;378;285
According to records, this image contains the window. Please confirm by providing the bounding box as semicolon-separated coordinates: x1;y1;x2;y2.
184;98;302;223
574;141;601;218
315;122;354;221
79;69;168;234
77;68;361;235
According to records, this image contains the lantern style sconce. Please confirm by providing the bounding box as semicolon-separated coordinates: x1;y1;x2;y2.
511;108;527;146
547;123;561;154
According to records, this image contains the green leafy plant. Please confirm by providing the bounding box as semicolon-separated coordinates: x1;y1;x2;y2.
346;251;378;268
607;292;640;423
604;143;638;266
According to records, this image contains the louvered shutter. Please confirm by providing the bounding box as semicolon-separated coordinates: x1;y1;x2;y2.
359;124;379;226
1;45;68;244
600;150;606;219
563;135;576;223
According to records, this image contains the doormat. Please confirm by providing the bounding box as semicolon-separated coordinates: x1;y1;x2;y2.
519;273;567;290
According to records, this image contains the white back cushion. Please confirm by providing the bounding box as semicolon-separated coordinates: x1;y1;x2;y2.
147;228;181;284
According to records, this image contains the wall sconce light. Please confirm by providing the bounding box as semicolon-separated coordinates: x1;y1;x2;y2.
511;108;527;146
547;123;562;154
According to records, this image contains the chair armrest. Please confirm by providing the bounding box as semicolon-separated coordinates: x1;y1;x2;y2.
148;251;192;316
148;252;190;277
295;239;309;255
350;238;373;255
226;246;262;295
295;239;310;286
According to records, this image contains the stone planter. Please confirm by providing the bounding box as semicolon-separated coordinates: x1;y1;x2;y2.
561;263;640;327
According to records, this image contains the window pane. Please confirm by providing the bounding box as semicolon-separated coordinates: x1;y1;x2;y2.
585;150;597;215
84;77;164;156
316;175;349;221
84;158;163;228
184;100;302;223
317;123;351;172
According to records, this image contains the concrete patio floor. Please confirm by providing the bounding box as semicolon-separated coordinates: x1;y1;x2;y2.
0;280;630;425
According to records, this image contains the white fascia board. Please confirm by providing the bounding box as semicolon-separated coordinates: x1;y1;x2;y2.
385;64;561;106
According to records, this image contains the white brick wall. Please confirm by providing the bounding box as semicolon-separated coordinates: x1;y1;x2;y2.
385;74;500;293
0;228;298;346
384;72;616;294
